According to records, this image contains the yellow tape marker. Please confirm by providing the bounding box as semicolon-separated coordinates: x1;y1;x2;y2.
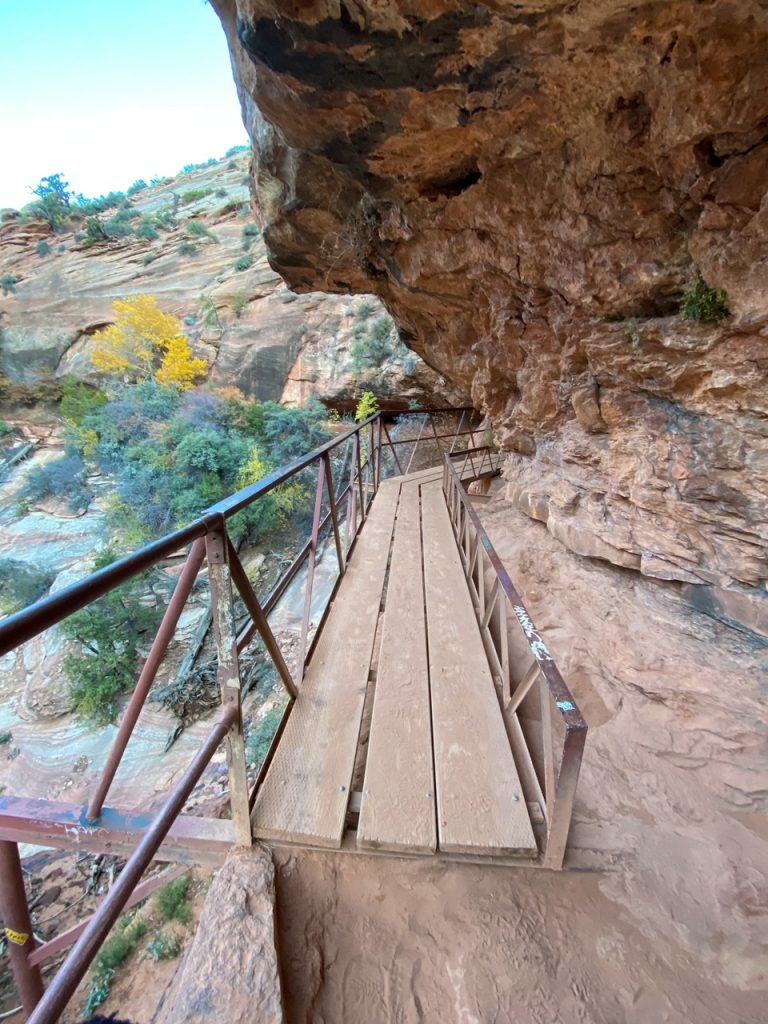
4;927;29;946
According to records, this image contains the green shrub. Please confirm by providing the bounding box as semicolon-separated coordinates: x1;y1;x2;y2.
83;217;107;247
103;207;137;238
0;419;15;439
36;239;52;257
83;915;147;1016
146;933;182;961
186;219;217;241
60;376;107;425
231;291;249;317
178;241;199;257
242;223;259;250
62;549;162;724
225;143;249;157
127;179;148;195
136;216;159;241
1;274;19;295
181;188;213;204
216;188;227;197
355;390;379;422
356;300;377;320
0;560;55;615
680;277;729;322
233;254;253;272
24;454;92;511
154;876;192;924
246;706;285;768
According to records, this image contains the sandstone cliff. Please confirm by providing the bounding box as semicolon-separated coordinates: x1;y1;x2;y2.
211;0;767;633
0;153;462;409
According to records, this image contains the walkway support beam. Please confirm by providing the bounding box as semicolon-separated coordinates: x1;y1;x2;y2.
0;840;44;1017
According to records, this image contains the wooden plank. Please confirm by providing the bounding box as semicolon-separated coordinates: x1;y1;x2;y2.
421;481;536;855
393;465;444;484
358;484;437;854
251;483;401;847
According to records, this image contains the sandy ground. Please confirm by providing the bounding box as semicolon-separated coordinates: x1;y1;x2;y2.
271;487;766;1023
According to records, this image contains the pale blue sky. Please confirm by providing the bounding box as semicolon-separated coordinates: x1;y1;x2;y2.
0;0;248;208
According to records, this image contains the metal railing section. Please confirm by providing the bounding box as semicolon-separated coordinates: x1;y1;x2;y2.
442;450;587;870
0;406;480;1020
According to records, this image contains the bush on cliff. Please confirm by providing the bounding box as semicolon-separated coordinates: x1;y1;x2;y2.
0;560;55;614
23;453;92;512
62;549;162;724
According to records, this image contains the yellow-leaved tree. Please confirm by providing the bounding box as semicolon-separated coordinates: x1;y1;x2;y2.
91;295;207;390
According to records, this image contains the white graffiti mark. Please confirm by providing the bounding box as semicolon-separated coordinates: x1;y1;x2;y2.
513;606;554;661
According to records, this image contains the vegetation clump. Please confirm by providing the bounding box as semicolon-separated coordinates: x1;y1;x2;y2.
185;219;218;242
181;188;213;204
62;548;162;723
355;390;379;422
153;876;192;924
0;560;55;615
242;223;260;250
246;705;285;768
1;273;19;295
680;277;729;322
24;454;92;512
233;254;253;272
82;913;148;1016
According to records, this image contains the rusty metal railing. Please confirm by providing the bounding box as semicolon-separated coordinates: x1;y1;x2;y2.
442;449;587;870
0;405;479;1019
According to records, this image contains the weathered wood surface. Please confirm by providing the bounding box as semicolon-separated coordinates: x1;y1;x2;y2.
251;483;401;847
358;483;437;854
421;481;536;855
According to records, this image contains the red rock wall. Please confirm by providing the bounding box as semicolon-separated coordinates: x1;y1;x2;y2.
211;0;767;627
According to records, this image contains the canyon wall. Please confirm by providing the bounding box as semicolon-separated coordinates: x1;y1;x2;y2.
212;0;768;632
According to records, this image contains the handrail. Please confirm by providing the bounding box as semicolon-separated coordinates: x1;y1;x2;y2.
442;451;587;869
26;706;237;1024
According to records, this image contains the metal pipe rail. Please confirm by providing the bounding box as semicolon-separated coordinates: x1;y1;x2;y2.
24;707;237;1024
442;450;587;870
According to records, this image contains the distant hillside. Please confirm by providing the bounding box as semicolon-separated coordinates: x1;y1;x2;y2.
0;151;465;411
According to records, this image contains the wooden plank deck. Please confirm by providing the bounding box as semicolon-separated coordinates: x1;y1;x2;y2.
252;469;536;858
251;482;401;847
421;481;536;855
357;483;437;854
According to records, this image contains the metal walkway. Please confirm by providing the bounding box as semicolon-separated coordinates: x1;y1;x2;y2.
252;467;537;857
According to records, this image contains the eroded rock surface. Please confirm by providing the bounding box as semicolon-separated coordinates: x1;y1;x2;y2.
212;0;768;615
155;846;283;1024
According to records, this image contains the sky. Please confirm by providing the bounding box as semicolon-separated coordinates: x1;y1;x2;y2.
0;0;249;209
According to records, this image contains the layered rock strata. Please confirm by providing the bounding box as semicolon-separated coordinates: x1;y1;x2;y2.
212;0;768;629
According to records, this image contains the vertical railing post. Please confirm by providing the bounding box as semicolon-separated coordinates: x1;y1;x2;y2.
542;725;587;870
323;452;345;575
205;523;252;847
355;431;366;525
297;458;327;679
375;415;383;489
0;841;44;1016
